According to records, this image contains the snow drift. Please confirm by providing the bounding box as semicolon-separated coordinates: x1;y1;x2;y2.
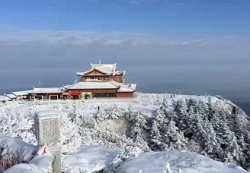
116;150;247;173
3;145;55;173
0;135;38;172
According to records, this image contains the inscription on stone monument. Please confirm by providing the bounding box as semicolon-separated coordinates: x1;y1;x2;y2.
35;111;61;173
35;112;60;145
40;118;59;144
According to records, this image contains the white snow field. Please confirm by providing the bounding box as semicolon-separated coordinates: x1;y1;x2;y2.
63;145;247;173
1;92;250;172
116;150;247;173
64;145;119;173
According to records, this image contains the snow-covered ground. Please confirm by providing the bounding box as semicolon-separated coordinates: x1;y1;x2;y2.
64;145;119;173
1;92;250;172
63;145;247;173
1;140;247;173
116;150;247;173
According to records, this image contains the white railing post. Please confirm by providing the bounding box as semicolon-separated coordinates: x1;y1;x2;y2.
35;110;61;173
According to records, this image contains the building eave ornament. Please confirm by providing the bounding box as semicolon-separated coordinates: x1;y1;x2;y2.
77;62;123;76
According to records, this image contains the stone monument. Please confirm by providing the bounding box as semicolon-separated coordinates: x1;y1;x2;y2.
35;110;61;173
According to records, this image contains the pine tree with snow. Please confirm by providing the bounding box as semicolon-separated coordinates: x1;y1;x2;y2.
207;96;216;121
125;110;149;150
187;98;198;113
196;100;208;119
203;122;222;158
162;119;186;150
174;99;188;117
155;109;167;126
178;102;197;134
150;120;162;150
109;105;124;119
173;99;189;131
191;114;209;153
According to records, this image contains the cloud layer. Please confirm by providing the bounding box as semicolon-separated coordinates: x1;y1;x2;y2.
0;30;250;101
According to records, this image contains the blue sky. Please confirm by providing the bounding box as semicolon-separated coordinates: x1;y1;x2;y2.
1;0;250;37
0;0;250;102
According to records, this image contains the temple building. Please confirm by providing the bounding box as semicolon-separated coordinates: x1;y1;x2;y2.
29;88;63;100
3;62;136;101
64;63;136;99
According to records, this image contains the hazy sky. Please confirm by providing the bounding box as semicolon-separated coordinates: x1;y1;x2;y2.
0;0;250;102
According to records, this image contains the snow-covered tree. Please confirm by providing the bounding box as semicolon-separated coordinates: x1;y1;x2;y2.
150;120;162;150
109;105;124;119
162;119;186;150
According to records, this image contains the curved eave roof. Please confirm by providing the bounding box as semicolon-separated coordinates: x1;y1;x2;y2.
65;81;136;93
77;70;124;76
31;88;63;94
12;90;33;96
117;83;137;93
5;94;17;99
0;96;11;101
117;88;135;92
64;82;119;90
77;64;124;76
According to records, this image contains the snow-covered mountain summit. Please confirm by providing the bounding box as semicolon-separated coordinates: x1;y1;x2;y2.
1;93;250;172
